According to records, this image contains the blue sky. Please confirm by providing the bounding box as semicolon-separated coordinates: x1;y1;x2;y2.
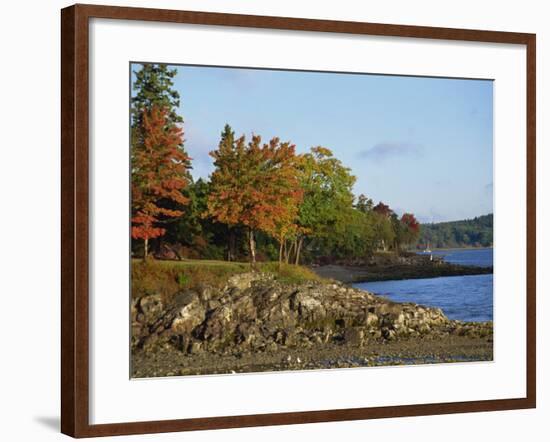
132;64;493;223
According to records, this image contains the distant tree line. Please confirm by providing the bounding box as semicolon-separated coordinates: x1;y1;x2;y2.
130;63;421;264
417;214;493;249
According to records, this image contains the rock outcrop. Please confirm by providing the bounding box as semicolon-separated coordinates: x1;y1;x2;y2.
131;272;492;355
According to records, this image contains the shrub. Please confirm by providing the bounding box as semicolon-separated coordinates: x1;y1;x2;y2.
177;273;189;287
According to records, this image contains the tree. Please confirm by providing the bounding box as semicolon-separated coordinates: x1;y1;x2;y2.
418;214;493;249
371;201;395;251
131;106;191;258
131;63;182;128
161;178;227;260
272;193;302;266
356;194;374;213
294;146;356;264
207;132;302;264
400;213;420;247
319;208;376;261
371;211;395;251
373;201;393;217
390;213;406;251
216;125;239;261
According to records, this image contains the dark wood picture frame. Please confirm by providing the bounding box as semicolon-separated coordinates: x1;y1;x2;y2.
61;3;536;438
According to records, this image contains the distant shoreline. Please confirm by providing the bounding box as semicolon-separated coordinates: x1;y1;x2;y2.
414;246;493;252
310;253;492;284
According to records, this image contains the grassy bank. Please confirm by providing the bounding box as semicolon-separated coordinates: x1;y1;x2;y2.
131;258;325;301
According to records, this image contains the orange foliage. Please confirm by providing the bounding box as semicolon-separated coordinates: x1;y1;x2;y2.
207;134;303;261
208;135;302;234
131;105;191;242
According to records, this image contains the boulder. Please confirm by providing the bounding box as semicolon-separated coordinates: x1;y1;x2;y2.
139;294;164;323
226;272;273;290
171;296;206;335
344;328;364;347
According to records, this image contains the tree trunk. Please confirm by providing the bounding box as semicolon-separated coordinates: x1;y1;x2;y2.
248;228;256;264
285;240;293;264
278;240;284;269
295;237;303;265
144;237;149;259
227;228;235;261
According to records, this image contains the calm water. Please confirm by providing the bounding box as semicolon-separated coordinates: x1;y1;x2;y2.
419;247;493;268
354;248;493;322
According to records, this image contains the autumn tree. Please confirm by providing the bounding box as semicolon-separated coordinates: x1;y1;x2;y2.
131;105;191;258
373;201;393;217
400;213;420;247
207;132;302;264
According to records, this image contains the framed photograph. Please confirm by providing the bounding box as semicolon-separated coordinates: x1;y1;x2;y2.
61;4;536;437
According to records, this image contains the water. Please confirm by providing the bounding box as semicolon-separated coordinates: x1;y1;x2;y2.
354;248;493;322
418;247;493;268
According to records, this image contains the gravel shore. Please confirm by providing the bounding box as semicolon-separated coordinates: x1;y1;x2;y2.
132;334;493;378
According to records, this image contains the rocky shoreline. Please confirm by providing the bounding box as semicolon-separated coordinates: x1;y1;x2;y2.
131;272;493;377
310;253;492;283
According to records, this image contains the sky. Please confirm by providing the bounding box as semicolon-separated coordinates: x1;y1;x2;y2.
131;63;493;223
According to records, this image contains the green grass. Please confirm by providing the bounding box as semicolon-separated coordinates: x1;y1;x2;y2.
131;258;325;300
257;262;325;284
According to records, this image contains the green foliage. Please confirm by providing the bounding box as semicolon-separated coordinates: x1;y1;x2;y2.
356;194;374;213
297;147;356;239
293;146;358;263
161;178;227;259
418;214;493;249
131;63;182;127
371;211;395;252
315;207;376;260
177;273;189;287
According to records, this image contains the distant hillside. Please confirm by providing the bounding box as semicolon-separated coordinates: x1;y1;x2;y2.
417;214;493;249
